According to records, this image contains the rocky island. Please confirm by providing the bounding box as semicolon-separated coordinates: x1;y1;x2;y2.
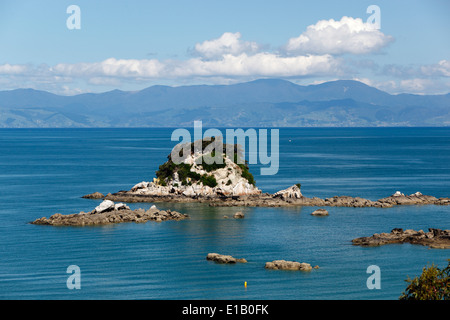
93;138;450;208
31;200;189;226
38;137;448;228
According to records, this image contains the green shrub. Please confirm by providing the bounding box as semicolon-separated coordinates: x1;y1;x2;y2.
200;174;218;188
399;260;450;300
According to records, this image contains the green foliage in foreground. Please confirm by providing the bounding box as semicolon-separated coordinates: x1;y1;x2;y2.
399;260;450;300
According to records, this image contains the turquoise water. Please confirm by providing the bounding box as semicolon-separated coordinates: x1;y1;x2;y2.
0;127;449;300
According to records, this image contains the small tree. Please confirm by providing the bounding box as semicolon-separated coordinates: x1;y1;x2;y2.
399;260;450;300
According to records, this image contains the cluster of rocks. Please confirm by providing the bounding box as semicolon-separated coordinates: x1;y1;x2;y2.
206;253;318;271
31;200;189;226
352;228;450;249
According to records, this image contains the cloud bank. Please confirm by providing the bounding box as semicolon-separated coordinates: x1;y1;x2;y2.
0;16;448;94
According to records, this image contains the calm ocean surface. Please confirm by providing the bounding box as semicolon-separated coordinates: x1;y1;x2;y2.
0;127;449;300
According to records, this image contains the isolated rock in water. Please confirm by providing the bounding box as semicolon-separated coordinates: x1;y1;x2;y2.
311;208;329;216
352;228;450;249
233;211;245;219
273;184;302;200
94;200;115;213
206;253;247;264
82;192;104;199
265;260;313;271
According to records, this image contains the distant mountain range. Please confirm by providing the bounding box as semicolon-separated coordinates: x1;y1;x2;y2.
1;79;449;127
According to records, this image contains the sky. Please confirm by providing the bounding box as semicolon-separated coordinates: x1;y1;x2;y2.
0;0;449;95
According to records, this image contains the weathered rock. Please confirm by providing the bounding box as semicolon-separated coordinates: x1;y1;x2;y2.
273;184;302;200
94;200;115;213
82;192;105;199
31;201;189;226
352;228;450;249
233;211;245;219
206;253;247;264
311;208;329;216
265;260;313;271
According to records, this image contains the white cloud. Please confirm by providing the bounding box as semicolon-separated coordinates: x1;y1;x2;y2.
420;60;450;77
52;58;165;78
46;53;341;80
286;16;394;55
194;32;260;59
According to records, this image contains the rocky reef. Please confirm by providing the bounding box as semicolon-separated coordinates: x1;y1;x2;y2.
102;187;450;209
31;200;189;226
206;253;247;264
352;228;450;249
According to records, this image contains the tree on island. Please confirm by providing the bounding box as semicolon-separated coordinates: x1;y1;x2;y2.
399;260;450;300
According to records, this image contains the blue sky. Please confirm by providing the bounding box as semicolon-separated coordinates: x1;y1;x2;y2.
1;0;449;95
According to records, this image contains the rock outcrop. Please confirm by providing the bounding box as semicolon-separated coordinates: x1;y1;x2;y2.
352;228;450;249
273;184;302;200
81;192;104;199
206;253;247;264
265;260;314;271
31;200;189;226
377;191;440;206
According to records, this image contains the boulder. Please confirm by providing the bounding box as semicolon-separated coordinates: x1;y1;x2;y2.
311;208;329;216
265;260;313;271
94;200;115;213
233;211;245;219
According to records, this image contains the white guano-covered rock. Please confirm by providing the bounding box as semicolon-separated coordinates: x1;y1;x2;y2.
94;200;115;214
273;185;302;200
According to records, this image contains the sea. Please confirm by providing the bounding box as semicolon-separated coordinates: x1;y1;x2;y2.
0;127;448;300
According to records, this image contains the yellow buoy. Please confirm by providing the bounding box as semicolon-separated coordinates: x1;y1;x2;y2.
244;281;247;288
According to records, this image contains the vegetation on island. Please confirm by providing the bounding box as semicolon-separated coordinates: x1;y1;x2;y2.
155;137;256;187
399;260;450;300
